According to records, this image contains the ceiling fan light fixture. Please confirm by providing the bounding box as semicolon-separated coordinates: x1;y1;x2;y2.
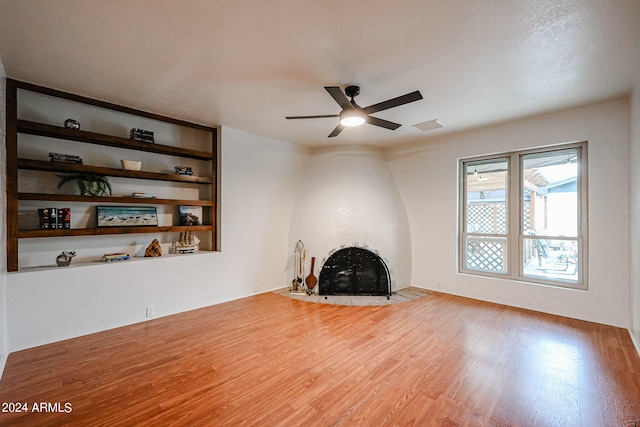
339;109;366;127
286;85;422;137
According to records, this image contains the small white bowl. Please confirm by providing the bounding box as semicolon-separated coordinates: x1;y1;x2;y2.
121;160;142;171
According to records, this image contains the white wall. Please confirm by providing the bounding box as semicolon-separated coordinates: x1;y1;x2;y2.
387;99;630;328
630;86;640;348
288;145;411;290
0;57;8;375
5;127;310;352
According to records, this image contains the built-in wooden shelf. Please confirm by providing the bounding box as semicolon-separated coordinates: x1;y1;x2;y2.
16;251;212;273
17;120;214;161
18;193;214;206
5;78;219;272
18;225;213;238
18;158;213;184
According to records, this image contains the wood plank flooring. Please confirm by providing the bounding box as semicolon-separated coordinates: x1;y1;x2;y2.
1;290;639;426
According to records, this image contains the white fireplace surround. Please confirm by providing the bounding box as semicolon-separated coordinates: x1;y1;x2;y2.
288;145;411;291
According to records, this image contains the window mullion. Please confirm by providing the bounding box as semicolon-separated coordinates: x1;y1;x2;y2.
509;153;520;279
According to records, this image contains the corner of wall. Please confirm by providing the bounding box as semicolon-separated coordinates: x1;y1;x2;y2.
629;85;640;354
0;57;8;378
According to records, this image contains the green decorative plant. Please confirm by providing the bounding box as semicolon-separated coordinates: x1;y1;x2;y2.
57;173;112;196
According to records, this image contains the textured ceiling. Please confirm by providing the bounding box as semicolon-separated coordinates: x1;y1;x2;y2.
0;0;639;147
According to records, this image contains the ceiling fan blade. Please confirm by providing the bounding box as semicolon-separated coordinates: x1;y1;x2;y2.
286;114;339;120
325;86;354;111
363;90;423;115
366;116;402;130
328;124;345;138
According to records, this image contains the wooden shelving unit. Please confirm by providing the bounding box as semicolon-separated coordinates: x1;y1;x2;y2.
17;119;213;160
18;225;213;239
17;158;213;184
18;193;214;206
5;78;219;272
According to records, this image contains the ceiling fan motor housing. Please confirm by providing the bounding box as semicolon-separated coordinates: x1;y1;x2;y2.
345;85;360;99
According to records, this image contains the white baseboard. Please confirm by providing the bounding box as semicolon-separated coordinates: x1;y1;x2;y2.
0;352;7;381
629;328;640;358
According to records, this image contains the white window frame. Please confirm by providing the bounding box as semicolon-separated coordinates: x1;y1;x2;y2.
458;142;588;290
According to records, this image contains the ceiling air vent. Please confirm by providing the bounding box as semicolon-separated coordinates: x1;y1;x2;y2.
413;119;445;132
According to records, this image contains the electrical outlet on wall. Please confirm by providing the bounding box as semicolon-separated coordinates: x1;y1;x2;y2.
146;306;155;318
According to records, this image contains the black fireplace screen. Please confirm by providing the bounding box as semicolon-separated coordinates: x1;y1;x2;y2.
318;247;390;296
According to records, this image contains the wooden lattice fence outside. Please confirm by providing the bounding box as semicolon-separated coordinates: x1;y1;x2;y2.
465;202;533;272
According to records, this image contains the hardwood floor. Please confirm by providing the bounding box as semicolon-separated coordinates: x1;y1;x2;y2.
1;290;639;426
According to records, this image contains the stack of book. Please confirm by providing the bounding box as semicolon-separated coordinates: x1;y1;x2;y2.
132;192;157;199
38;208;71;229
175;166;193;176
49;152;83;164
102;253;130;262
130;128;155;143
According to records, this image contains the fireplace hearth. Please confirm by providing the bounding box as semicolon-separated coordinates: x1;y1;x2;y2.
319;247;391;297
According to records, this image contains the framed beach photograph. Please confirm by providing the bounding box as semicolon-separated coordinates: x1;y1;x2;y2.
97;206;158;227
179;206;202;226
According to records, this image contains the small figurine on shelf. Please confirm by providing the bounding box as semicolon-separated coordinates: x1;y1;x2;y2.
64;119;80;130
173;232;200;254
56;251;76;267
